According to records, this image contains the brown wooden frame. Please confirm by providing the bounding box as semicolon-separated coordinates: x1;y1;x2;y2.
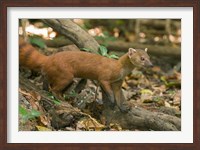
0;0;199;149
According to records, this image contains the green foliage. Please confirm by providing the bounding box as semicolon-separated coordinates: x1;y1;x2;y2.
140;89;153;95
52;99;61;105
152;96;162;102
47;90;78;102
19;105;41;122
95;31;116;47
108;54;120;59
99;45;108;56
64;90;78;99
165;90;176;95
160;76;180;88
81;45;119;59
47;93;61;105
98;45;119;59
29;37;46;49
80;47;92;52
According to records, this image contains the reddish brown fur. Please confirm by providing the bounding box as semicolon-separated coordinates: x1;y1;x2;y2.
19;37;48;72
19;38;152;112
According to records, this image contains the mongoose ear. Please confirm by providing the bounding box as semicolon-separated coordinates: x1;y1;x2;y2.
128;48;136;58
145;48;148;52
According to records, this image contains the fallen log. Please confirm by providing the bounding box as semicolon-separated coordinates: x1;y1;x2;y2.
106;40;181;59
103;105;181;131
42;37;180;59
19;75;180;131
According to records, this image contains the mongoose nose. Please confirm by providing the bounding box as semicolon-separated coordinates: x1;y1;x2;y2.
149;63;153;68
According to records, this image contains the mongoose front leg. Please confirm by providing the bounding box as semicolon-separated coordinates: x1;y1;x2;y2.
111;80;131;112
99;80;115;107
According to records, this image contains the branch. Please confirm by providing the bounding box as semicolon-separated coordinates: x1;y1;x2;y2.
42;19;100;53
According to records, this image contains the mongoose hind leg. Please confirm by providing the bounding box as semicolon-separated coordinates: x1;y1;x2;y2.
50;75;74;101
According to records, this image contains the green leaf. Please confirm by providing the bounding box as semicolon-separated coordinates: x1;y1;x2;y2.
95;36;105;41
19;106;28;116
19;106;41;122
29;38;46;49
152;96;161;102
103;31;110;37
160;76;168;85
49;95;55;99
81;47;92;52
99;45;108;56
36;126;52;131
30;109;41;118
53;99;61;105
108;54;119;59
64;90;77;99
107;36;116;41
140;89;153;95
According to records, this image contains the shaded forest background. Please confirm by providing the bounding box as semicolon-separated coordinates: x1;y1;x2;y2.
19;19;181;131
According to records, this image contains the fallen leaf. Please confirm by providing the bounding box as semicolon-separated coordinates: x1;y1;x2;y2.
39;115;50;126
36;126;51;131
77;118;105;131
164;101;171;107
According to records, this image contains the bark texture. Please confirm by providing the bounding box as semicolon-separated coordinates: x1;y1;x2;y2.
42;19;100;53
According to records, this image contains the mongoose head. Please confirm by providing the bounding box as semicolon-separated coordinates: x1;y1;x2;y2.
128;48;153;68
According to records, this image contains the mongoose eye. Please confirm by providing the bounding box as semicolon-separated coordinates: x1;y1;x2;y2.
141;57;145;61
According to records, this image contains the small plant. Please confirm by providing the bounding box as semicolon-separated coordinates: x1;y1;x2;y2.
64;90;78;99
81;47;93;52
95;31;116;47
152;96;162;102
29;37;46;49
19;105;41;123
160;76;180;88
47;93;61;105
99;45;119;59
